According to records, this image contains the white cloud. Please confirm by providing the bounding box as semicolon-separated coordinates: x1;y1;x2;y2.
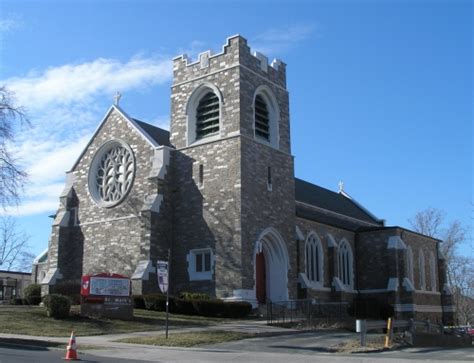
2;199;60;217
1;54;173;216
7;56;172;111
251;24;317;56
0;16;22;34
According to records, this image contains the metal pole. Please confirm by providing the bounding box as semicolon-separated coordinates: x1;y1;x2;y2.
165;248;170;339
361;320;367;347
384;317;392;348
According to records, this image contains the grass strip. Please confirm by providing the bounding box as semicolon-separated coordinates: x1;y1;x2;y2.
117;330;256;347
0;306;228;337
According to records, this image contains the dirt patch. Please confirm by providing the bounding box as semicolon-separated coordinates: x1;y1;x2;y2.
332;334;406;354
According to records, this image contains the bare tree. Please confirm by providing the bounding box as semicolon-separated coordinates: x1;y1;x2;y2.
0;217;34;271
409;207;473;324
449;255;474;324
0;86;28;208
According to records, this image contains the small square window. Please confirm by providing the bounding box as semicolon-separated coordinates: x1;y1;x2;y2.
187;249;214;281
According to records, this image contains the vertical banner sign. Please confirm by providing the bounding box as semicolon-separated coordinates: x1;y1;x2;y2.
157;260;169;294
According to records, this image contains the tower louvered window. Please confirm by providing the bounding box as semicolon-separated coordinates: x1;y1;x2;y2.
196;92;220;139
254;95;270;140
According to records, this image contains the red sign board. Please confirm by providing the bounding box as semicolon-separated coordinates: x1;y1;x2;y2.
81;273;130;297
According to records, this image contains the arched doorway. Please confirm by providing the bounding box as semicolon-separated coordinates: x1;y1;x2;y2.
254;228;289;304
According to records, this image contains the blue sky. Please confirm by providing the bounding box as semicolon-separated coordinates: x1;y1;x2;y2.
0;0;472;259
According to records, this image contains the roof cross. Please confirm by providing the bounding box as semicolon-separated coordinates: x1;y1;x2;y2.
114;91;122;106
338;180;344;193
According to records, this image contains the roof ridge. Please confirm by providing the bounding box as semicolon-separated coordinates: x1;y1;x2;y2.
294;177;382;225
294;177;341;196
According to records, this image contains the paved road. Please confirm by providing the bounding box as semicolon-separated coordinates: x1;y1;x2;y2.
82;332;472;363
1;330;472;362
0;341;472;363
206;331;474;361
0;345;145;363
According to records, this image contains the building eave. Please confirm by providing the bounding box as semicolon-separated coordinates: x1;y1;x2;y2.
69;105;159;172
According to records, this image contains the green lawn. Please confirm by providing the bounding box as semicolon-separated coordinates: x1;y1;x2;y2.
0;306;228;337
117;330;256;347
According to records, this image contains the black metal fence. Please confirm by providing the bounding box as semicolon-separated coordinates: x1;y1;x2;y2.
266;299;350;325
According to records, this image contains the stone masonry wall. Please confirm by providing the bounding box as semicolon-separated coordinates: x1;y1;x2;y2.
70;108;159;277
240;138;295;297
296;217;356;297
356;229;395;291
170;138;242;297
169;35;293;300
402;230;439;292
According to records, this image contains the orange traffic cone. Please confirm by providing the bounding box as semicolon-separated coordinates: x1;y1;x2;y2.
64;331;80;360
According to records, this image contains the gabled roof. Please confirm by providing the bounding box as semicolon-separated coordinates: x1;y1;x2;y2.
133;119;171;147
294;178;383;225
70;105;171;171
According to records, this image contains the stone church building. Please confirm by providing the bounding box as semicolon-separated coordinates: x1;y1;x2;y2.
34;35;454;322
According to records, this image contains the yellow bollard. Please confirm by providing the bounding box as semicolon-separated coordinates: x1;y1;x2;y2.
384;317;392;348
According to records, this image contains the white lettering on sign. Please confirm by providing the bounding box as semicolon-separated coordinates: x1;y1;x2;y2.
157;260;169;294
90;277;130;296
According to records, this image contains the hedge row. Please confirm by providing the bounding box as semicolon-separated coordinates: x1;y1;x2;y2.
133;294;252;318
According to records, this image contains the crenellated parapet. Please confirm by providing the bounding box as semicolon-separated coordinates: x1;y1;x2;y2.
172;35;286;88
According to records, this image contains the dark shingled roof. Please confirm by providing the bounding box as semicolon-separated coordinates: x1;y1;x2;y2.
295;178;382;225
133;119;171;147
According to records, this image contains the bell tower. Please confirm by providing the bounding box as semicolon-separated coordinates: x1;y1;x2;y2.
170;35;296;303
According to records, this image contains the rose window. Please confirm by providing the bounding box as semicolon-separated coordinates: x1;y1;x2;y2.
89;140;135;207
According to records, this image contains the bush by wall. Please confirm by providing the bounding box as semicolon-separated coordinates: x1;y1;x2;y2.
223;301;253;318
140;293;252;318
348;298;394;320
143;294;175;311
42;294;71;319
179;292;210;300
23;283;42;305
52;281;81;305
11;297;23;305
132;295;146;309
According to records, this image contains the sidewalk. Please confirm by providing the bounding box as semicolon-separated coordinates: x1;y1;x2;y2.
0;319;301;348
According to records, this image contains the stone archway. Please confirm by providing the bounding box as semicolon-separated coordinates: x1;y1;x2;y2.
254;228;289;303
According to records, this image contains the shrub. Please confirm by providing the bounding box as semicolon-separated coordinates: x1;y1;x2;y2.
143;294;175;311
23;283;42;305
43;294;71;319
192;299;225;317
52;281;81;305
223;301;252;318
11;297;23;305
132;295;146;309
174;298;198;315
179;291;210;300
349;298;394;319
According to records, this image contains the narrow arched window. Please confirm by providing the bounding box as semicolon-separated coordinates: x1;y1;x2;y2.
338;240;353;288
254;94;270;141
196;92;220;139
305;233;323;284
429;252;437;291
419;249;426;290
406;246;414;283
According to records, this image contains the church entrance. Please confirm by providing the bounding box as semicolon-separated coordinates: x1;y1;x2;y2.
254;228;289;304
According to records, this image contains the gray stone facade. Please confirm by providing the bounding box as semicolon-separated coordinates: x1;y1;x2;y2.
34;35;454;323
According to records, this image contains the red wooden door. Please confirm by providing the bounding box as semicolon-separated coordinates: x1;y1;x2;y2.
256;252;266;304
